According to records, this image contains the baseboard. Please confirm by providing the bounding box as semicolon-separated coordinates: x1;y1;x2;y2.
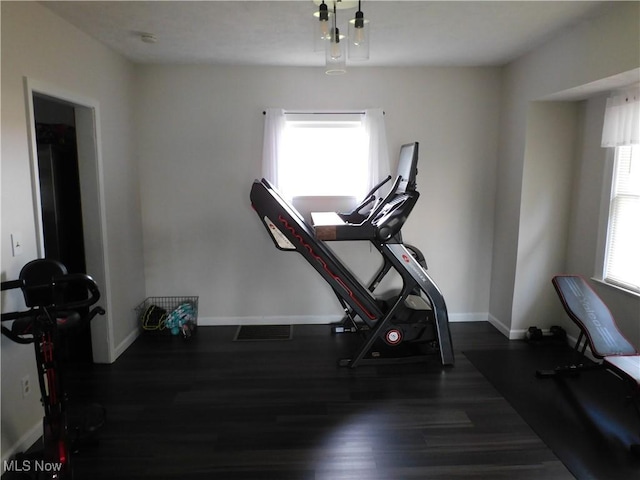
199;312;489;326
197;315;343;326
449;312;488;323
487;314;589;348
508;328;530;340
488;313;513;339
1;419;41;467
112;327;141;362
487;314;543;340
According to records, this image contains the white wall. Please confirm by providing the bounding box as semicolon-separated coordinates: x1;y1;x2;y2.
565;95;640;348
135;66;501;324
511;102;580;335
1;1;145;461
489;1;640;342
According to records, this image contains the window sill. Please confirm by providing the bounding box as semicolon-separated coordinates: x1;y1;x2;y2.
591;277;640;299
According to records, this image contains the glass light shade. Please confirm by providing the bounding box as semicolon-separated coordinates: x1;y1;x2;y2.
325;29;346;75
313;15;331;52
348;16;369;61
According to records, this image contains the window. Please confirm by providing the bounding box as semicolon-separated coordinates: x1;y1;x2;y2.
603;145;640;293
262;108;390;202
279;114;367;199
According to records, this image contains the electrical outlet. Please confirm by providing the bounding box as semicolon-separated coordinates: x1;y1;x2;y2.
21;375;31;398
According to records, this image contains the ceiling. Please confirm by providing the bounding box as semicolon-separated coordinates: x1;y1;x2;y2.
43;1;613;68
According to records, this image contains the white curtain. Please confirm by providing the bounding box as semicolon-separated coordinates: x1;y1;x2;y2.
601;88;640;147
262;107;390;194
262;108;286;186
362;108;391;192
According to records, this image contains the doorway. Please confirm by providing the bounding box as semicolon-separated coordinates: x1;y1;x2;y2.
33;95;92;363
26;79;112;364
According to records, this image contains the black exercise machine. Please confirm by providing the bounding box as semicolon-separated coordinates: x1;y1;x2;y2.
318;143;429;336
1;259;105;479
250;142;454;367
537;274;640;454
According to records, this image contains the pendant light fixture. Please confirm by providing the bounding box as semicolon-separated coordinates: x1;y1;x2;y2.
312;1;369;74
348;0;369;61
313;0;331;52
325;2;346;75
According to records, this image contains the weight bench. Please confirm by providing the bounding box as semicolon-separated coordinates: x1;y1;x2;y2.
538;274;640;454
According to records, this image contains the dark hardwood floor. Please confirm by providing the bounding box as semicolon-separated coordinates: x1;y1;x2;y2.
54;322;592;480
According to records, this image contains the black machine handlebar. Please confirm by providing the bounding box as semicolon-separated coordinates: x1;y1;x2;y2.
339;175;393;223
358;175;393;210
1;272;102;316
1;273;104;343
365;174;393;199
366;175;404;222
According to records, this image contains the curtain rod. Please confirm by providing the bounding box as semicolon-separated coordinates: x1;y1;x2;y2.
262;110;383;115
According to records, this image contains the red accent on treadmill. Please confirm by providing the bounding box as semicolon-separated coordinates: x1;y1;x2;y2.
58;439;68;465
278;215;377;321
48;368;58;405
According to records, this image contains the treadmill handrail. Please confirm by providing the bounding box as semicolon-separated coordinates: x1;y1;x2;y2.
364;174;393;202
367;175;403;222
340;175;393;222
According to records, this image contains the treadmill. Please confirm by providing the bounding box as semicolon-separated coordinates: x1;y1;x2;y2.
249;142;454;367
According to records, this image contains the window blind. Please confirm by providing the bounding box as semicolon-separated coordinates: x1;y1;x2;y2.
605;145;640;293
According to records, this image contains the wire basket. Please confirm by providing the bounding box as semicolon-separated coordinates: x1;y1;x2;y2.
135;296;198;338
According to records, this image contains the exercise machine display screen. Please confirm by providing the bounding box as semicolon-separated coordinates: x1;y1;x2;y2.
396;142;419;194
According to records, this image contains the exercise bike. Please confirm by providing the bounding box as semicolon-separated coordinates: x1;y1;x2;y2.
1;259;105;479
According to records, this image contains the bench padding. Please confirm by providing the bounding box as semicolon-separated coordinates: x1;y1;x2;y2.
604;356;640;387
552;275;637;358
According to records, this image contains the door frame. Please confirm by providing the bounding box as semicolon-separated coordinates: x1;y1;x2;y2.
24;77;114;364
